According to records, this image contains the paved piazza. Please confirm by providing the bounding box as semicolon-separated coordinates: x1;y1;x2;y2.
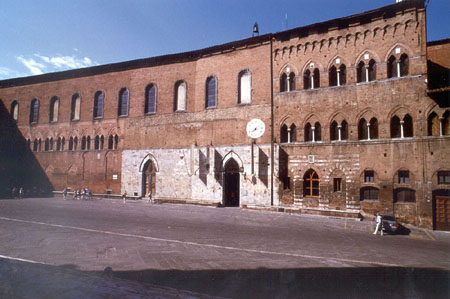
0;197;449;298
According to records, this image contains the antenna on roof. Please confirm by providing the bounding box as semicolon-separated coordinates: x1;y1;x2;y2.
253;22;259;36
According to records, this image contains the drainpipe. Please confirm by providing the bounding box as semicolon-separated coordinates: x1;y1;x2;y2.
270;35;274;206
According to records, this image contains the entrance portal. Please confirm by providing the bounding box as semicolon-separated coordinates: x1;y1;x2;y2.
433;189;450;231
223;158;240;207
142;160;156;197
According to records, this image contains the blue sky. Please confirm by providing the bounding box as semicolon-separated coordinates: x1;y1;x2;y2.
0;0;448;80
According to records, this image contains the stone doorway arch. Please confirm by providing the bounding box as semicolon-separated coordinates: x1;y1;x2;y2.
223;158;240;207
142;159;156;198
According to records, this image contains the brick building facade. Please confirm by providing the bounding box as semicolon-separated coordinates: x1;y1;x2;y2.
1;0;449;230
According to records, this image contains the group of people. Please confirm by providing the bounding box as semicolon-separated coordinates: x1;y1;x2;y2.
63;188;92;200
11;187;24;199
121;191;153;203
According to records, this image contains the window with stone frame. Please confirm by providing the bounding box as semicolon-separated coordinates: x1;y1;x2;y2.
304;169;319;197
118;88;129;116
333;178;342;192
238;70;251;104
174;81;187;111
205;76;217;108
70;93;81;121
93;91;104;119
394;188;416;203
49;96;59;122
145;84;157;114
10;100;19;121
30;98;39;123
438;171;450;185
398;170;410;184
364;170;375;183
360;187;379;201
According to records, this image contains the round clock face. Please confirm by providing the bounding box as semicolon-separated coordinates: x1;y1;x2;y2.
246;118;265;139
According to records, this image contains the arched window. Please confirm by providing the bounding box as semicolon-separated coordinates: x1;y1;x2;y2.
329;66;337;87
341;120;348;140
86;136;91;150
61;137;65;151
387;55;397;78
81;136;87;150
330;121;339;141
93;91;104;119
314;122;321;141
357;61;366;83
304;69;311;90
360;187;379;201
358;118;368;140
114;135;119;150
290;124;297;142
95;136;100;150
108;135;113;149
100;135;104;149
280;73;287;92
304;122;312;142
56;137;61;151
205;76;217;108
49;96;59;122
390;115;401;138
403;114;413;137
49;137;53;151
313;68;320;88
69;137;74;151
394;188;416;203
288;72;296;91
71;93;81;121
399;54;409;77
280;124;288;143
368;59;376;81
427;112;440;136
339;64;347;86
73;137;78;151
10;101;19;121
45;138;50;152
304;169;319;197
443;111;450;136
118;88;129;116
145;84;157;114
369;118;378;139
238;70;251;104
174;81;187;111
29;98;39;123
33;139;38;152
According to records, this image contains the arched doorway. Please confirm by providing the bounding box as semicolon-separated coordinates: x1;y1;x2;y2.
142;160;156;197
223;158;240;207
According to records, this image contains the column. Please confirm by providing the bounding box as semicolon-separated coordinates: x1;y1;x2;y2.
400;120;405;138
337;69;341;86
338;125;342;141
396;60;401;78
311;126;315;142
311;74;315;89
287;128;291;144
440;117;444;136
365;66;369;83
367;123;371;140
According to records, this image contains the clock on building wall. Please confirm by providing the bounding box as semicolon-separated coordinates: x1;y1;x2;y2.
246;118;265;139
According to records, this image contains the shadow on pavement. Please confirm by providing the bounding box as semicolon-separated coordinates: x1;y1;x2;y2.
1;257;448;298
108;267;449;298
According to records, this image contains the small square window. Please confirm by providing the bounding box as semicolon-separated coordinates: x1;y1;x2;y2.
438;171;450;185
398;171;410;184
364;170;374;183
333;178;342;192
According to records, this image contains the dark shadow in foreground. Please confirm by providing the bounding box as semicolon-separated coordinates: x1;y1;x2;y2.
109;267;449;298
0;100;53;198
1;257;448;298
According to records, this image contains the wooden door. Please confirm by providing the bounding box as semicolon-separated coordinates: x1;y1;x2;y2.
436;196;450;231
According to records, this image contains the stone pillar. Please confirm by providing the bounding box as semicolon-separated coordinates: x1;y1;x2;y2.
311;126;316;142
338;125;342;141
367;123;371;140
400;120;405;138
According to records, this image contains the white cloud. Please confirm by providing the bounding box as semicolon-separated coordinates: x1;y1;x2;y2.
34;54;98;70
14;53;99;77
16;56;46;75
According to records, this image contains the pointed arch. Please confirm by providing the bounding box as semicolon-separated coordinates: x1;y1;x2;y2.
222;151;244;171
139;153;160;173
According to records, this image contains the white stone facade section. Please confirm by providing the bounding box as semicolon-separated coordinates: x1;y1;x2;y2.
121;144;279;207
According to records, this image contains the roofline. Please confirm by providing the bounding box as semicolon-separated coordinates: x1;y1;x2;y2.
427;38;450;47
1;0;425;88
